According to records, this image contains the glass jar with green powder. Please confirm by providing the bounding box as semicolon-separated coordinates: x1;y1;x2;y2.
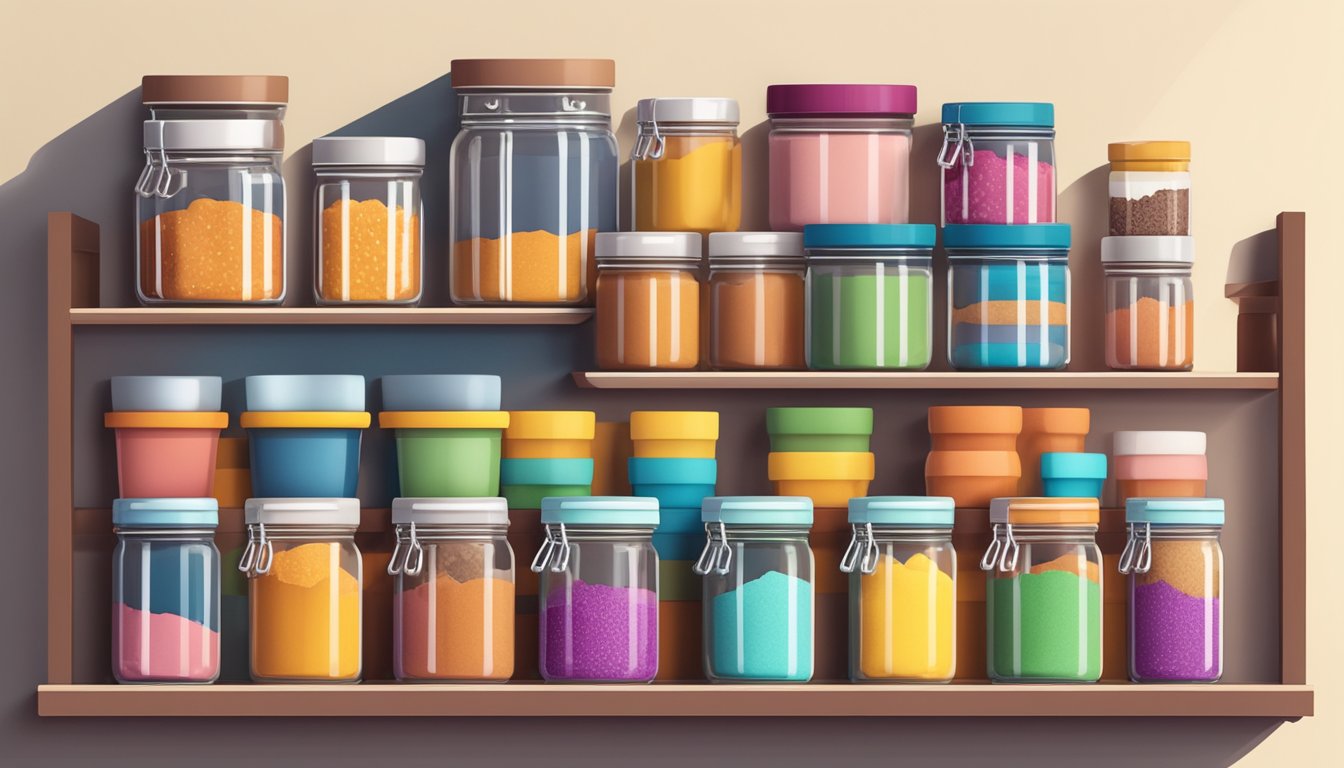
803;224;935;370
980;497;1102;683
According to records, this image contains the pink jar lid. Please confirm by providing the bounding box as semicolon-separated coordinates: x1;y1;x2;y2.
766;84;917;117
1114;454;1208;481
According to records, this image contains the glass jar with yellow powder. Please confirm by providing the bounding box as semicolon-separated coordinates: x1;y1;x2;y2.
841;496;956;683
632;98;741;234
240;498;362;683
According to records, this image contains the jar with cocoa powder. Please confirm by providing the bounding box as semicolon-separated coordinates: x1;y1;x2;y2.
1108;142;1190;236
708;232;805;370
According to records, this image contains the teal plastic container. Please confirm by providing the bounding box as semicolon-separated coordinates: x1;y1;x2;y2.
500;458;594;509
1041;452;1107;500
653;507;703;561
628;457;717;510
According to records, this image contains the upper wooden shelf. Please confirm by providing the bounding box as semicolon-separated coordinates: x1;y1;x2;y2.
69;307;593;326
573;371;1280;391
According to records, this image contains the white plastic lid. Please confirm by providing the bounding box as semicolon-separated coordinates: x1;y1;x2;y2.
708;232;805;262
391;497;509;527
312;136;426;167
244;498;360;526
1101;236;1195;265
144;119;283;151
1113;430;1207;456
595;232;702;263
636;97;740;125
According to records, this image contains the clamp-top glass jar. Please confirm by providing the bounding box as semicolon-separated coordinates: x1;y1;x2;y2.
632;97;741;234
939;102;1056;225
448;59;618;306
135;75;288;304
1102;236;1195;370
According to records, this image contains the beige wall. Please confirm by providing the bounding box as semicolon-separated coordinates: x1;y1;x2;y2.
0;0;1339;763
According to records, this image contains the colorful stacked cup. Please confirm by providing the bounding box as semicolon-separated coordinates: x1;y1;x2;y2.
106;376;227;498
1113;430;1208;505
242;375;369;498
1017;407;1090;495
1041;453;1108;500
377;375;508;498
766;407;875;508
500;411;597;508
924;405;1022;507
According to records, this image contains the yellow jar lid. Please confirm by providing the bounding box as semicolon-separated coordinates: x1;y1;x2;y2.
989;497;1099;526
767;451;875;481
1109;141;1190;171
105;411;228;429
506;411;596;440
630;411;719;441
378;411;509;429
241;411;371;429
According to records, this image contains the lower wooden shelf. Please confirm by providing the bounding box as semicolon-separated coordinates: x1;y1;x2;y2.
572;371;1281;390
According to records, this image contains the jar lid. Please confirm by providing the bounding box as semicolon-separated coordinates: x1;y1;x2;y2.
113;498;219;528
636;97;739;124
925;450;1021;477
766;84;917;117
928;405;1023;435
450;59;615;89
142;75;289;107
702;496;814;526
105;411;228;429
767;451;875;481
1113;430;1206;456
803;224;937;251
1108;141;1190;163
242;411;371;429
500;458;595;486
707;232;804;264
595;232;702;264
1040;452;1108;480
1101;236;1195;265
989;497;1099;525
391;497;509;527
244;498;360;527
378;411;509;429
380;374;501;412
540;496;660;527
246;374;366;412
505;411;597;440
767;407;873;437
313;136;425;167
1126;497;1224;526
627;457;718;486
143;119;283;151
941;102;1054;128
943;224;1071;251
111;376;222;413
630;411;719;440
848;496;954;527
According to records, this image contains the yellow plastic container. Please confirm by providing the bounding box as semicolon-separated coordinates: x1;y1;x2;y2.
630;411;719;458
503;411;597;459
768;451;875;508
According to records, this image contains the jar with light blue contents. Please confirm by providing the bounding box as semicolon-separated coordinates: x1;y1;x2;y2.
694;496;814;683
944;223;1071;370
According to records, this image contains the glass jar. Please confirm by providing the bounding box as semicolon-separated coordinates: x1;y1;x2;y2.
313;136;425;305
632;98;741;234
594;232;702;370
389;498;514;682
804;224;935;370
448;58;618;306
695;496;815;683
945;224;1072;370
708;232;805;370
1101;236;1194;370
240;498;362;683
939;102;1056;225
841;497;956;683
531;497;660;682
767;84;917;231
1120;498;1224;683
981;497;1102;683
111;498;221;684
1109;141;1191;236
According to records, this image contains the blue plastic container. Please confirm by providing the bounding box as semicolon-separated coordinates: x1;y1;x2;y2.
628;457;717;511
500;457;595;509
248;428;362;497
653;507;704;561
1041;452;1108;500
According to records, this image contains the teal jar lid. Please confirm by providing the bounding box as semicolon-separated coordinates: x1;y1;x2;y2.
702;496;813;526
501;457;595;485
627;457;718;486
803;224;937;251
1041;452;1108;479
1126;497;1225;526
113;498;219;528
541;496;660;527
766;407;873;436
848;496;954;527
943;223;1071;251
941;102;1054;128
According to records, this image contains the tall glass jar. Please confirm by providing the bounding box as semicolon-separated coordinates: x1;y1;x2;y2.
448;58;618;306
708;232;805;370
632;97;741;233
531;497;660;682
389;498;514;682
112;498;221;684
1109;141;1191;236
1102;236;1194;370
1120;498;1224;683
594;232;702;370
939;102;1056;225
240;498;362;683
841;497;956;683
313;136;425;305
695;496;815;683
981;497;1102;683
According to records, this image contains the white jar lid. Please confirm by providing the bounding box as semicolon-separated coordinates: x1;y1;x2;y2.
596;232;702;263
708;232;804;262
313;136;426;167
245;498;360;526
144;119;283;151
391;497;509;527
637;97;739;125
1113;430;1206;456
1101;236;1195;265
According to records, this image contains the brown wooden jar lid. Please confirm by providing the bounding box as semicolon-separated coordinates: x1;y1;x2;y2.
141;75;289;106
449;59;614;89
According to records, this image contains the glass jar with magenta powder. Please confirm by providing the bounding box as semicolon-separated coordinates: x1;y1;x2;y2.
939;102;1056;225
632;98;741;233
708;232;805;370
594;232;702;370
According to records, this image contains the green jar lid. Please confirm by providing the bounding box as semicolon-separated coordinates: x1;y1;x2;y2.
766;407;874;437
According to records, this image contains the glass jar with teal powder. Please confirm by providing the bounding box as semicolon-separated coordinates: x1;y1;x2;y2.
981;497;1102;683
803;224;935;370
694;496;814;683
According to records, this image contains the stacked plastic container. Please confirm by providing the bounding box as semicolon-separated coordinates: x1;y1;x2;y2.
924;406;1022;507
1113;430;1208;505
377;375;507;497
766;407;875;508
500;411;597;508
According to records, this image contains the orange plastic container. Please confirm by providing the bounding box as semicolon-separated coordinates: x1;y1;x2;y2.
106;411;228;498
925;450;1021;508
1017;407;1090;495
928;406;1023;451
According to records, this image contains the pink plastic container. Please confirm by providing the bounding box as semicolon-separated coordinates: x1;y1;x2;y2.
106;412;227;498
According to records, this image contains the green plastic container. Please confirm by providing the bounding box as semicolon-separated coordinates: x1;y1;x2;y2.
380;412;509;497
766;407;874;452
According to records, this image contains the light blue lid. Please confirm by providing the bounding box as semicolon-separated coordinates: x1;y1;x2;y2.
702;496;813;526
627;457;718;486
381;374;501;411
803;224;937;251
1126;498;1225;526
1041;452;1108;480
500;458;595;485
848;496;955;527
941;102;1054;128
113;498;219;528
245;374;366;412
540;496;659;527
943;224;1071;251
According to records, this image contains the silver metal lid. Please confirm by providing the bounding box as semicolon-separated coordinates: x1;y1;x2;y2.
244;498;360;526
636;97;740;125
312;136;426;167
391;497;509;527
1101;236;1195;265
143;119;283;151
595;232;702;264
708;232;805;265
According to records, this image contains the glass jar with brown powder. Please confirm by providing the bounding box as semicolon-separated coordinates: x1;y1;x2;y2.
594;232;701;370
708;232;805;370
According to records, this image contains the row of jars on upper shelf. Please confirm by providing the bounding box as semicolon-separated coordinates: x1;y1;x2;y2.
134;64;1195;371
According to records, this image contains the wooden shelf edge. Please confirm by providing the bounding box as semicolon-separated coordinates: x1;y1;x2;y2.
70;307;593;326
572;371;1281;391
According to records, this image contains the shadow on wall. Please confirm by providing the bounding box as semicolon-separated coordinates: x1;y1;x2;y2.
1059;164;1109;371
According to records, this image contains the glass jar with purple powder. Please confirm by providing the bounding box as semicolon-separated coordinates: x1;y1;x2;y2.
1120;498;1224;683
531;497;660;683
938;103;1056;225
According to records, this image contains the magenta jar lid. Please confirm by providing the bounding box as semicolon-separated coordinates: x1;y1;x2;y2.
766;84;918;117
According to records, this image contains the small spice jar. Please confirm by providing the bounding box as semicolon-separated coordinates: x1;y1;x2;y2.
1120;497;1224;683
981;497;1102;683
112;498;221;684
532;497;660;682
313;136;425;305
708;232;805;370
695;496;815;683
632;98;741;233
939;102;1056;225
841;496;956;683
594;232;702;370
389;497;514;682
804;224;936;370
1109;141;1191;236
240;498;362;683
1102;236;1195;370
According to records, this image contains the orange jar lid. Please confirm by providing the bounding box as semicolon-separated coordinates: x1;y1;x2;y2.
1108;141;1190;172
105;411;228;429
925;450;1021;477
242;411;371;429
928;406;1022;435
989;497;1099;526
378;411;508;430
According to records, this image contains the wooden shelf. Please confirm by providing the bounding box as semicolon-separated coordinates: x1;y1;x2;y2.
573;371;1280;391
70;307;593;326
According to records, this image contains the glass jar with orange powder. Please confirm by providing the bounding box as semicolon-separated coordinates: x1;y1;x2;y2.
594;232;702;370
708;233;806;370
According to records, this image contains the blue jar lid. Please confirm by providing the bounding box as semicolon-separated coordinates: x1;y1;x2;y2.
1041;452;1108;480
113;498;219;528
803;224;937;251
943;223;1071;251
702;496;813;526
627;457;718;486
541;496;659;527
1126;497;1225;526
941;102;1054;128
500;457;595;485
848;496;954;527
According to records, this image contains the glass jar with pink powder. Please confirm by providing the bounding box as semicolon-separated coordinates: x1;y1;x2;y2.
766;84;917;232
938;102;1056;225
